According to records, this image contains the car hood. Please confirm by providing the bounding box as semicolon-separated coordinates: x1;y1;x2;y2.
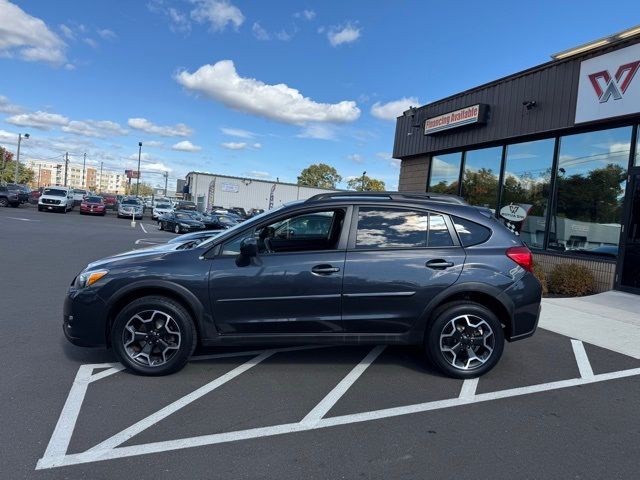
86;241;189;269
175;218;203;225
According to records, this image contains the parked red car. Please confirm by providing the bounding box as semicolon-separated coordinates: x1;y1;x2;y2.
79;196;106;216
101;193;117;210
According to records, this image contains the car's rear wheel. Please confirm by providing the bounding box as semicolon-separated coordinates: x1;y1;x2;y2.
111;296;197;376
157;222;163;230
0;198;8;207
425;302;504;379
174;224;180;234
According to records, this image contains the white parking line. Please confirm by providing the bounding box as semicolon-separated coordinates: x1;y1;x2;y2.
6;216;40;222
140;223;147;233
36;338;640;470
301;346;385;426
458;378;479;399
571;339;595;379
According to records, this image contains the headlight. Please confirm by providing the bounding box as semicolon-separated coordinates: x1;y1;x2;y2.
76;269;108;288
179;223;189;227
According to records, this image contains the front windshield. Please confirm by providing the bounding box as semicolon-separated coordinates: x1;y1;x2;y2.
74;189;87;195
122;199;139;205
43;188;66;197
218;215;237;225
156;204;171;209
85;196;103;203
175;213;192;219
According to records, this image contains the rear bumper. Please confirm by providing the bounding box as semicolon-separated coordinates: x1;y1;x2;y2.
501;272;542;341
63;288;108;347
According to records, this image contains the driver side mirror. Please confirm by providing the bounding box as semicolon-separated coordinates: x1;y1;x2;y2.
240;237;258;257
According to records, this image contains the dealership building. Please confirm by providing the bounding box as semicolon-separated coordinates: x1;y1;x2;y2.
394;26;640;294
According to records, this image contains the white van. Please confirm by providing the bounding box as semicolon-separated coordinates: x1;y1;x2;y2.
38;186;74;213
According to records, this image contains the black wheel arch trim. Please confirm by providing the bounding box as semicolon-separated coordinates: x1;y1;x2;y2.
103;279;210;343
411;281;515;341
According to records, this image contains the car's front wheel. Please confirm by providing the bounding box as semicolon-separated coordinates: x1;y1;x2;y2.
425;302;504;379
174;224;180;234
111;296;197;375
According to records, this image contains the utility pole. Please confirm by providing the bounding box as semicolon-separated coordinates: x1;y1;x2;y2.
14;133;30;183
361;171;367;191
136;141;142;196
82;152;87;189
163;171;168;196
64;152;69;187
99;161;103;193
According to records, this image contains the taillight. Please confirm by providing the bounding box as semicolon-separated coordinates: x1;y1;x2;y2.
506;246;533;272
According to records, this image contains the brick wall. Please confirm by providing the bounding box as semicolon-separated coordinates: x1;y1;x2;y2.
533;252;616;293
398;156;429;192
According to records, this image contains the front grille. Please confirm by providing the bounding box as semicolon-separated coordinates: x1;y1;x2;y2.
42;199;61;205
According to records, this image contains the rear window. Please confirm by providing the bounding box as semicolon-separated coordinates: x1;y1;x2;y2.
452;216;491;246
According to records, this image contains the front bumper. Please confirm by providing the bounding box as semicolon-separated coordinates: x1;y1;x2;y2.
63;287;108;347
119;210;143;217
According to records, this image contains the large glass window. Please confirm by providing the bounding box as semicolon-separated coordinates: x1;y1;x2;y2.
500;139;555;249
428;152;462;194
461;146;502;210
549;127;632;255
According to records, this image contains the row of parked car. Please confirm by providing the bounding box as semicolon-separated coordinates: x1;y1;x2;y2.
0;183;32;207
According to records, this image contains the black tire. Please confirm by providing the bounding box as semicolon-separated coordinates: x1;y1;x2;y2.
425;301;504;379
174;224;180;234
0;198;8;207
38;205;43;212
117;214;122;218
111;296;197;376
158;222;163;230
10;202;19;208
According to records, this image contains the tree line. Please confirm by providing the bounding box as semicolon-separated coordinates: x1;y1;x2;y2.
297;163;386;191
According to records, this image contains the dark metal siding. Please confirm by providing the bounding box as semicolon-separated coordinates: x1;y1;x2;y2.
393;37;640;159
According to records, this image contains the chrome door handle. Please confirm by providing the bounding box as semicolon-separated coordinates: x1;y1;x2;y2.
426;259;454;269
311;265;341;274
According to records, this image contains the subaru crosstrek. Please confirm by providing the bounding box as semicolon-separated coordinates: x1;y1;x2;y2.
63;192;542;378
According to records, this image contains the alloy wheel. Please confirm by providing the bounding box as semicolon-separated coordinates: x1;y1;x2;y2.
122;310;182;367
439;314;495;371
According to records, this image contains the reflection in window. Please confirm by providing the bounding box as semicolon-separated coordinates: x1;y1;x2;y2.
500;139;554;249
428;152;462;194
636;126;640;166
461;146;502;210
428;214;454;247
357;208;428;248
549;127;632;255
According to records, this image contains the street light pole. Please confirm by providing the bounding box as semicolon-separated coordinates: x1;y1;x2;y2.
361;171;367;191
82;152;86;189
14;133;30;183
136;142;142;196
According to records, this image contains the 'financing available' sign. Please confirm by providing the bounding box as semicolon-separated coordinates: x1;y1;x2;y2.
424;104;488;135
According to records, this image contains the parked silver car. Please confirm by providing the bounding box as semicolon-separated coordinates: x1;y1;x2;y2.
117;198;144;219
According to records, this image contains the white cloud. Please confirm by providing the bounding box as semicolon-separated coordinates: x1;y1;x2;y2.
0;95;22;114
148;1;192;33
252;22;270;40
327;23;361;47
390;158;401;168
62;120;128;138
144;162;172;172
294;10;315;20
375;152;391;160
144;140;165;148
221;141;262;150
59;24;74;40
246;170;271;179
274;30;293;41
172;140;202;152
347;154;364;164
128;151;151;161
220;127;256;138
5;111;69;130
371;97;419;121
296;124;337;140
0;0;67;65
176;60;360;125
83;37;98;48
127;117;193;137
190;0;244;32
0;128;18;144
97;28;116;40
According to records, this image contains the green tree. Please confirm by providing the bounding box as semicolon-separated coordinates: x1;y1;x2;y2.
0;147;34;184
297;163;342;189
126;182;155;197
347;175;386;191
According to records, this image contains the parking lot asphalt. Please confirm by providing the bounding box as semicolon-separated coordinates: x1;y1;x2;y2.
2;204;640;480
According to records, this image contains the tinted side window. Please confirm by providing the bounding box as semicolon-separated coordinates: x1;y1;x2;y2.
428;214;454;247
356;208;428;248
452;216;491;246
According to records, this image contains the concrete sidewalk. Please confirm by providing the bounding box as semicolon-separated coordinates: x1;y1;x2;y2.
540;290;640;359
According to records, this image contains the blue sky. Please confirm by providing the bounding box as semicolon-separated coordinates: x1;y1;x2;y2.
0;0;638;190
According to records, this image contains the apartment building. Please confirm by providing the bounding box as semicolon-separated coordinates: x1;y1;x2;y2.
26;160;128;193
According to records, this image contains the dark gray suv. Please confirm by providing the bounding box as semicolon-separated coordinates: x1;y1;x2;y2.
64;192;542;378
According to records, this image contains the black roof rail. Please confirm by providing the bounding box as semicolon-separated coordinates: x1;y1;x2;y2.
305;191;468;205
